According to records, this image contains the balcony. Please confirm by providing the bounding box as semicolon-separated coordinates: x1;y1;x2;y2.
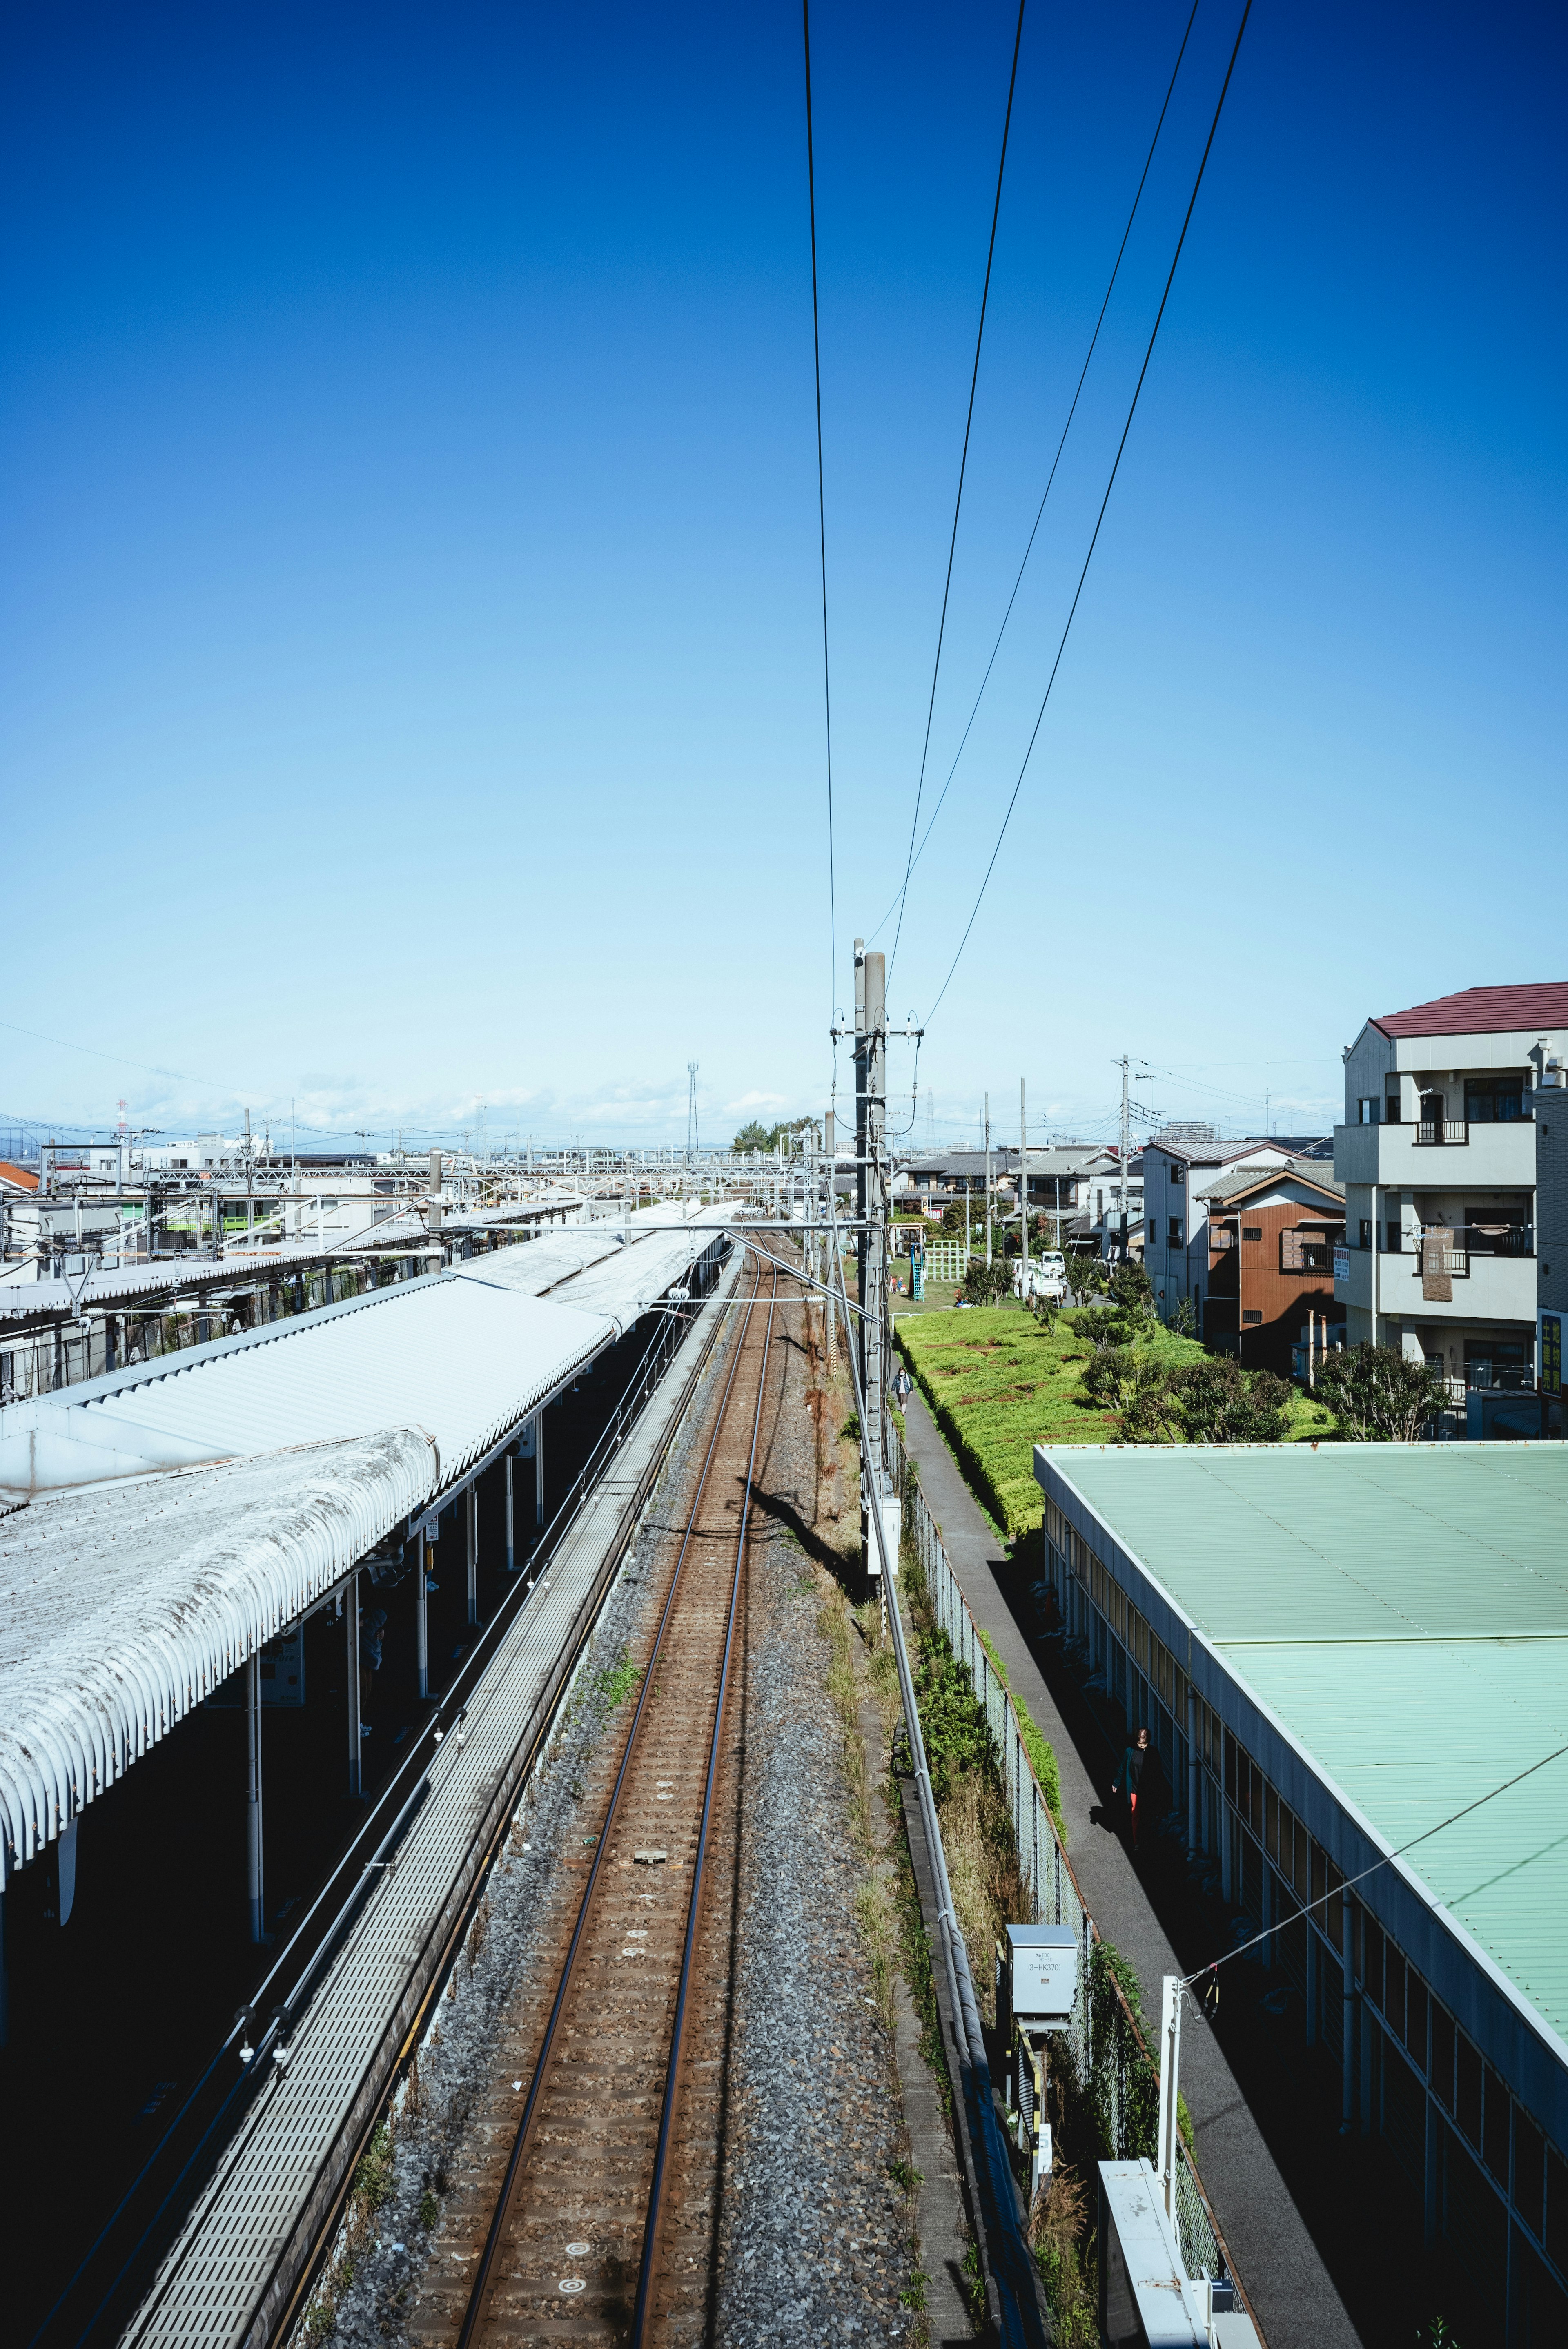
1280;1228;1342;1275
1334;1120;1537;1189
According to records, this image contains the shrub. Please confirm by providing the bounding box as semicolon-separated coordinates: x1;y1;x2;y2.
1174;1356;1290;1444
962;1256;1012;1306
1314;1343;1448;1441
1081;1344;1140;1410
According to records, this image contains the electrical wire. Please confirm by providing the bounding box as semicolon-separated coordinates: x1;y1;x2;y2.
922;0;1254;1030
1180;1736;1568;1992
886;0;1027;988
871;0;1202;952
802;0;837;1013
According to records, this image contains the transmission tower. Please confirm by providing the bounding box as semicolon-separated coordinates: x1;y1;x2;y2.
686;1062;700;1160
925;1088;935;1148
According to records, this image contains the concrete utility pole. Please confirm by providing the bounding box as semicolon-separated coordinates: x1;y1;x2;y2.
1118;1054;1131;1263
984;1092;993;1266
855;942;888;1514
1020;1077;1029;1289
824;1108;838;1368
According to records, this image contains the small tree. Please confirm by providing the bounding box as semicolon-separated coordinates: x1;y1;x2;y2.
962;1257;1011;1306
1081;1344;1141;1409
1121;1362;1184;1443
1065;1252;1107;1304
1175;1357;1291;1444
1167;1297;1198;1339
1314;1344;1448;1441
941;1202;965;1235
1109;1260;1153;1313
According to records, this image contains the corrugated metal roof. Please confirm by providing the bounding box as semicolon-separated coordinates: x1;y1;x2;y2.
1228;1638;1568;2049
0;1280;616;1500
1040;1445;1568;1643
0;1431;433;1870
1034;1443;1568;2056
0;1209;710;1502
1372;981;1568;1039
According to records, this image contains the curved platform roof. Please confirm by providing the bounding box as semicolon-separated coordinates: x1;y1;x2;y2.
0;1431;432;1873
0;1206;717;1875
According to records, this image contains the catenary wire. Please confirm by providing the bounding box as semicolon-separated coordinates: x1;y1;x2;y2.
802;0;837;1012
871;0;1202;953
1180;1737;1568;1992
922;0;1254;1030
886;0;1027;988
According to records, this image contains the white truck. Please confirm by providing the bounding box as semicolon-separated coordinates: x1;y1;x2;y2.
1014;1251;1066;1303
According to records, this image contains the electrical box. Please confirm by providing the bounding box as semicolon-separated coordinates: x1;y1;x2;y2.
1008;1923;1078;2027
864;1487;901;1578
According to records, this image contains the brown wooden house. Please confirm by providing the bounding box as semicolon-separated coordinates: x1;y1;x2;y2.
1196;1157;1346;1374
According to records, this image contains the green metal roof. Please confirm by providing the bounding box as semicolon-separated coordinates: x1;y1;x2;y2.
1036;1443;1568;2051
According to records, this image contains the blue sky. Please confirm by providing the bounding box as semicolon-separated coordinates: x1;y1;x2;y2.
4;2;1564;1151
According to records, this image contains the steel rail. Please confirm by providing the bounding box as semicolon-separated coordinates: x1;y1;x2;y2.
628;1247;777;2343
454;1259;776;2349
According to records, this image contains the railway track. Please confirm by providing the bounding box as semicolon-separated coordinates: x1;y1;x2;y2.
435;1256;780;2349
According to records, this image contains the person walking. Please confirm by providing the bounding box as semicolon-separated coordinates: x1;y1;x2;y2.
1112;1725;1152;1849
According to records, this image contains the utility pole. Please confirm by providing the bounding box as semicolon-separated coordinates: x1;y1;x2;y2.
855;941;888;1517
824;1107;837;1368
1020;1077;1029;1292
984;1092;992;1267
1118;1054;1131;1264
686;1062;699;1162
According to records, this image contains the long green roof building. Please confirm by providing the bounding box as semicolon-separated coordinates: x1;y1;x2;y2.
1034;1439;1568;2343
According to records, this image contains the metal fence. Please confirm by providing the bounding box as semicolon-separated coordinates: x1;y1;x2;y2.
889;1418;1236;2298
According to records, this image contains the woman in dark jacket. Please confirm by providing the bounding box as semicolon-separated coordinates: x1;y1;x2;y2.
1113;1725;1153;1848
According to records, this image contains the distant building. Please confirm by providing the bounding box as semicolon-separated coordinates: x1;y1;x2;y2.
1334;981;1568;1397
1193;1157;1345;1373
1142;1132;1332;1339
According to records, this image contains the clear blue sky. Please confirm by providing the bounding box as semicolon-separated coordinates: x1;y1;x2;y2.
4;2;1563;1150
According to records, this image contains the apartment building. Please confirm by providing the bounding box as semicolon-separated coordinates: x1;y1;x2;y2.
1142;1129;1332;1340
1334;982;1568;1396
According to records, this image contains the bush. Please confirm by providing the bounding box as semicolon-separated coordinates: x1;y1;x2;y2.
1081;1344;1140;1409
1314;1343;1448;1441
1065;1253;1107;1303
1174;1356;1291;1444
962;1256;1011;1306
1120;1361;1184;1443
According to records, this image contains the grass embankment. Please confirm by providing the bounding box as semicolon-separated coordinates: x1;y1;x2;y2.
898;1306;1336;1540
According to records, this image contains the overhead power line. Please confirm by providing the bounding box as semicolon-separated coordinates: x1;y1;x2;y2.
802;0;837;1011
923;0;1254;1029
886;0;1027;987
871;0;1203;950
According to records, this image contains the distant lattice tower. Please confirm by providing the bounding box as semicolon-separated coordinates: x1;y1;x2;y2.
925;1088;935;1148
686;1062;699;1158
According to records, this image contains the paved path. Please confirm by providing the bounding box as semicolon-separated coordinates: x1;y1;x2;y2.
897;1385;1370;2349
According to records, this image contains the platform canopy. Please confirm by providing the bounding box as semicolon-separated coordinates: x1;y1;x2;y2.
0;1206;718;1875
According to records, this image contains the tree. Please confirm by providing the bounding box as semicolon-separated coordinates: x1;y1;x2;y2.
1173;1357;1292;1444
1081;1344;1141;1409
1120;1362;1185;1443
962;1257;1011;1306
1065;1252;1108;1304
1109;1260;1153;1314
941;1202;966;1235
731;1120;772;1152
1314;1344;1448;1441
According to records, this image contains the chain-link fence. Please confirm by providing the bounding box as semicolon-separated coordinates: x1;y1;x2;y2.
889;1419;1235;2297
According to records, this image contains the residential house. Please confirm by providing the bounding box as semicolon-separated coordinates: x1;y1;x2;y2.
1143;1129;1332;1339
1334;981;1568;1395
1194;1157;1345;1373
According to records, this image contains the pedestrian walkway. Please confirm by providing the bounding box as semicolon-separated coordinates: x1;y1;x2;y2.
897;1387;1371;2349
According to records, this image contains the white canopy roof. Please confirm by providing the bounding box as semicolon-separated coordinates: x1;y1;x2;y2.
0;1208;716;1874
